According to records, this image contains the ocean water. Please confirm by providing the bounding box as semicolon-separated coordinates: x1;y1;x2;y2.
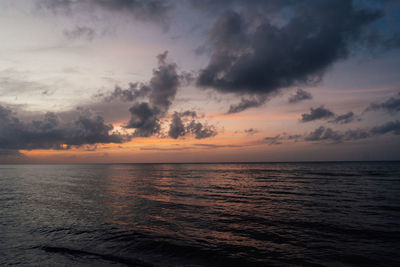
1;162;399;266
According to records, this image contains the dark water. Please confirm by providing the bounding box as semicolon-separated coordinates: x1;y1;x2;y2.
1;162;400;266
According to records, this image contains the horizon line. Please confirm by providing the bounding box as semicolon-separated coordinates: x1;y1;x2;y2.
1;160;400;165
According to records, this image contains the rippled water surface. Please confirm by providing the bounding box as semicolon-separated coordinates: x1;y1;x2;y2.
1;162;400;266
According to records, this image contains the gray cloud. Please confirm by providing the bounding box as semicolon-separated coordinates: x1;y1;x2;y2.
99;51;216;139
186;120;217;139
263;135;283;145
288;89;312;104
140;146;190;151
38;0;172;25
102;83;151;102
196;1;397;112
263;133;302;145
0;149;24;157
0;105;125;151
194;144;240;148
266;120;400;145
371;120;400;135
123;51;181;137
306;127;350;142
126;102;161;137
300;106;335;122
305;126;373;143
228;95;268;114
168;112;186;139
63;26;96;41
148;51;180;113
244;128;259;135
168;111;217;139
329;111;355;124
0;69;51;96
366;92;400;114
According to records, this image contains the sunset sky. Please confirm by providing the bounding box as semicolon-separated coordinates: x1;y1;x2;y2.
1;0;400;163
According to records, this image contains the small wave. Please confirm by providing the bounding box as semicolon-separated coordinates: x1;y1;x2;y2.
39;245;151;266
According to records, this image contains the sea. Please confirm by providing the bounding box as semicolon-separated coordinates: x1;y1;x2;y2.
1;162;399;266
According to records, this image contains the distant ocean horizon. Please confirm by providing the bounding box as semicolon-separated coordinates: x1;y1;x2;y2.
2;160;400;165
1;162;399;266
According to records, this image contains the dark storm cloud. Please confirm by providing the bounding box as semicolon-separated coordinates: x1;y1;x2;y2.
63;26;96;41
300;106;335;122
148;51;180;112
329;112;356;124
168;112;186;139
288;89;313;104
196;0;397;112
0;105;125;151
123;51;181;137
187;0;294;15
365;92;400;114
168;111;217;139
38;0;172;24
99;51;216;139
126;102;161;137
186;120;217;139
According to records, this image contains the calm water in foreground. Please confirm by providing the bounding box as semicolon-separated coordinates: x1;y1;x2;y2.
1;162;399;266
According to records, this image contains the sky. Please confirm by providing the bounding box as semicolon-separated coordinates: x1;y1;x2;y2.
0;0;400;163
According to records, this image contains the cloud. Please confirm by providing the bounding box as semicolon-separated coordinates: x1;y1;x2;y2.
370;120;400;135
168;111;186;139
329;111;355;124
0;149;24;157
186;121;217;139
140;146;191;151
98;51;217;139
0;105;125;151
0;149;26;163
63;26;96;41
123;51;181;137
270;120;400;145
262;133;302;145
0;69;52;96
227;95;268;113
168;111;217;139
365;92;400;114
194;144;241;148
101;83;151;102
305;127;342;142
126;102;161;137
300;106;335;122
148;51;180;112
304;126;373;143
37;0;172;26
244;128;259;135
263;135;283;145
196;1;397;112
288;89;312;103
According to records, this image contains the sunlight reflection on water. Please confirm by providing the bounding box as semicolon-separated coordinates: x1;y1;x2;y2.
1;162;400;266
